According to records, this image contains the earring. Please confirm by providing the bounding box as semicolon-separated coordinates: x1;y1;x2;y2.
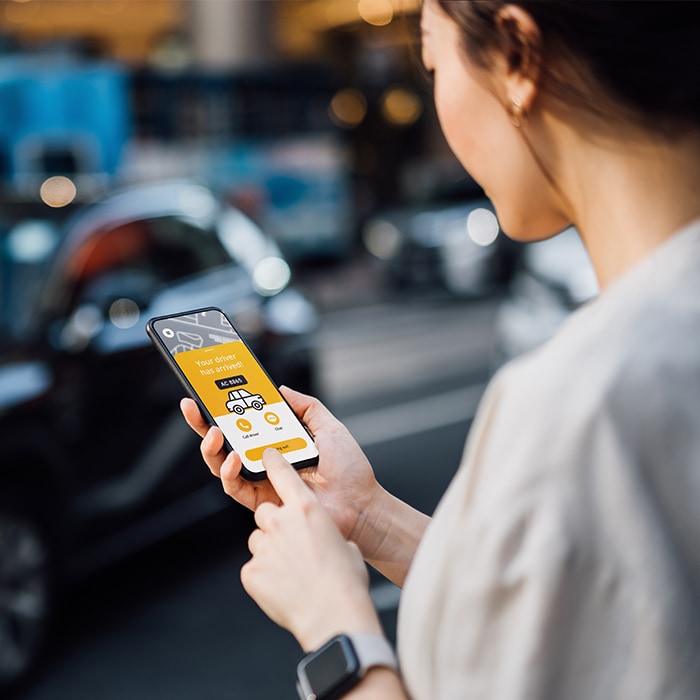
509;95;524;127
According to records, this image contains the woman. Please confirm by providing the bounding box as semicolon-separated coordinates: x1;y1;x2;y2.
182;1;700;697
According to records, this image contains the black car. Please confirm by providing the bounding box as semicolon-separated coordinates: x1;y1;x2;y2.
0;180;319;692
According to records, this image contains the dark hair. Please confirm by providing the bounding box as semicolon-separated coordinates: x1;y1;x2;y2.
437;0;700;136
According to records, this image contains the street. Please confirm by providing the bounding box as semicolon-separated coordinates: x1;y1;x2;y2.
17;293;500;700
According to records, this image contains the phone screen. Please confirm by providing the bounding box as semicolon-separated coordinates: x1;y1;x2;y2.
148;307;319;479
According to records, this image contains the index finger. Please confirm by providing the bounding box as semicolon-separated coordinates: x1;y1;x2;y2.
180;397;210;438
262;448;314;506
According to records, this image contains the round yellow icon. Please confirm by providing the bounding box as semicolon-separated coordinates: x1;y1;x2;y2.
236;418;253;432
264;412;280;425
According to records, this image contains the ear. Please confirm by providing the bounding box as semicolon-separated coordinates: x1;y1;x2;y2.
495;4;541;113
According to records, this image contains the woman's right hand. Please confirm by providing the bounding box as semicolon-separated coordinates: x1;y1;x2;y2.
180;386;383;542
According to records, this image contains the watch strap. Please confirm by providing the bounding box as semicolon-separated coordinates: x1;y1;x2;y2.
348;633;398;675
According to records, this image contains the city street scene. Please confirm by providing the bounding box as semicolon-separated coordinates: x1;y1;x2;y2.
0;1;602;698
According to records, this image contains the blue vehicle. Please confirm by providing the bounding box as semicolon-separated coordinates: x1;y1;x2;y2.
0;55;129;187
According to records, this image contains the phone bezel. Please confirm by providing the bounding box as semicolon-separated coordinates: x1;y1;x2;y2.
146;306;319;481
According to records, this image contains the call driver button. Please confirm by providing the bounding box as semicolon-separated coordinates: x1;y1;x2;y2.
245;438;308;462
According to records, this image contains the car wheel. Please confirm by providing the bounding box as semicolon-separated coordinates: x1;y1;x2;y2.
0;489;55;694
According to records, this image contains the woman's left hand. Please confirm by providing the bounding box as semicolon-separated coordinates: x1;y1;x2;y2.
242;447;383;652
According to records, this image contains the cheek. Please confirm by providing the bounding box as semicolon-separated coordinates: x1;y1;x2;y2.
434;78;569;241
433;76;495;181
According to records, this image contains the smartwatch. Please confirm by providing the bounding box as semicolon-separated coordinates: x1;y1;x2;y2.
296;633;398;700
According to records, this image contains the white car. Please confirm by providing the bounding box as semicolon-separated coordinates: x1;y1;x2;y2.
226;388;266;414
494;227;599;366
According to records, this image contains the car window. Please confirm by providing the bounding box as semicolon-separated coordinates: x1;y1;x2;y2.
70;216;229;284
149;216;233;282
64;215;232;313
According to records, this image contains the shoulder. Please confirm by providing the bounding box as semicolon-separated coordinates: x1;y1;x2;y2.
497;232;700;439
462;245;700;563
464;227;700;503
489;285;700;486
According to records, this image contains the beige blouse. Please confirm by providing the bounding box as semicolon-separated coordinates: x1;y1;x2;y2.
398;220;700;699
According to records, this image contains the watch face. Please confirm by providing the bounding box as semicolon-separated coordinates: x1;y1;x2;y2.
302;637;360;698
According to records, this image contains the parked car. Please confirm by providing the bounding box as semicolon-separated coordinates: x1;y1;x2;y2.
361;189;519;298
0;180;319;692
493;226;599;366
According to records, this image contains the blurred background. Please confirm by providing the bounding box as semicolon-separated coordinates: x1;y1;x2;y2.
0;1;597;698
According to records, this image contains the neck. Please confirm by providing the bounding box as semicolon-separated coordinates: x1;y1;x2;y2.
557;125;700;290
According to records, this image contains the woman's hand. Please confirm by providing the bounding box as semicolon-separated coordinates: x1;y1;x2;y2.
180;386;383;541
180;396;278;511
242;448;383;652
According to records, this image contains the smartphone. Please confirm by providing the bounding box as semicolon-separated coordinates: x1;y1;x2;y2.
146;306;319;480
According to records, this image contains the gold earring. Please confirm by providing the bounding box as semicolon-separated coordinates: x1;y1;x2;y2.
510;96;524;127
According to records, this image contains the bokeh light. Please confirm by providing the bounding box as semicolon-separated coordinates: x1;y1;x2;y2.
358;0;394;26
380;87;423;127
109;298;141;329
329;88;368;128
6;221;57;263
363;220;402;260
467;208;500;247
252;256;291;296
39;176;77;208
